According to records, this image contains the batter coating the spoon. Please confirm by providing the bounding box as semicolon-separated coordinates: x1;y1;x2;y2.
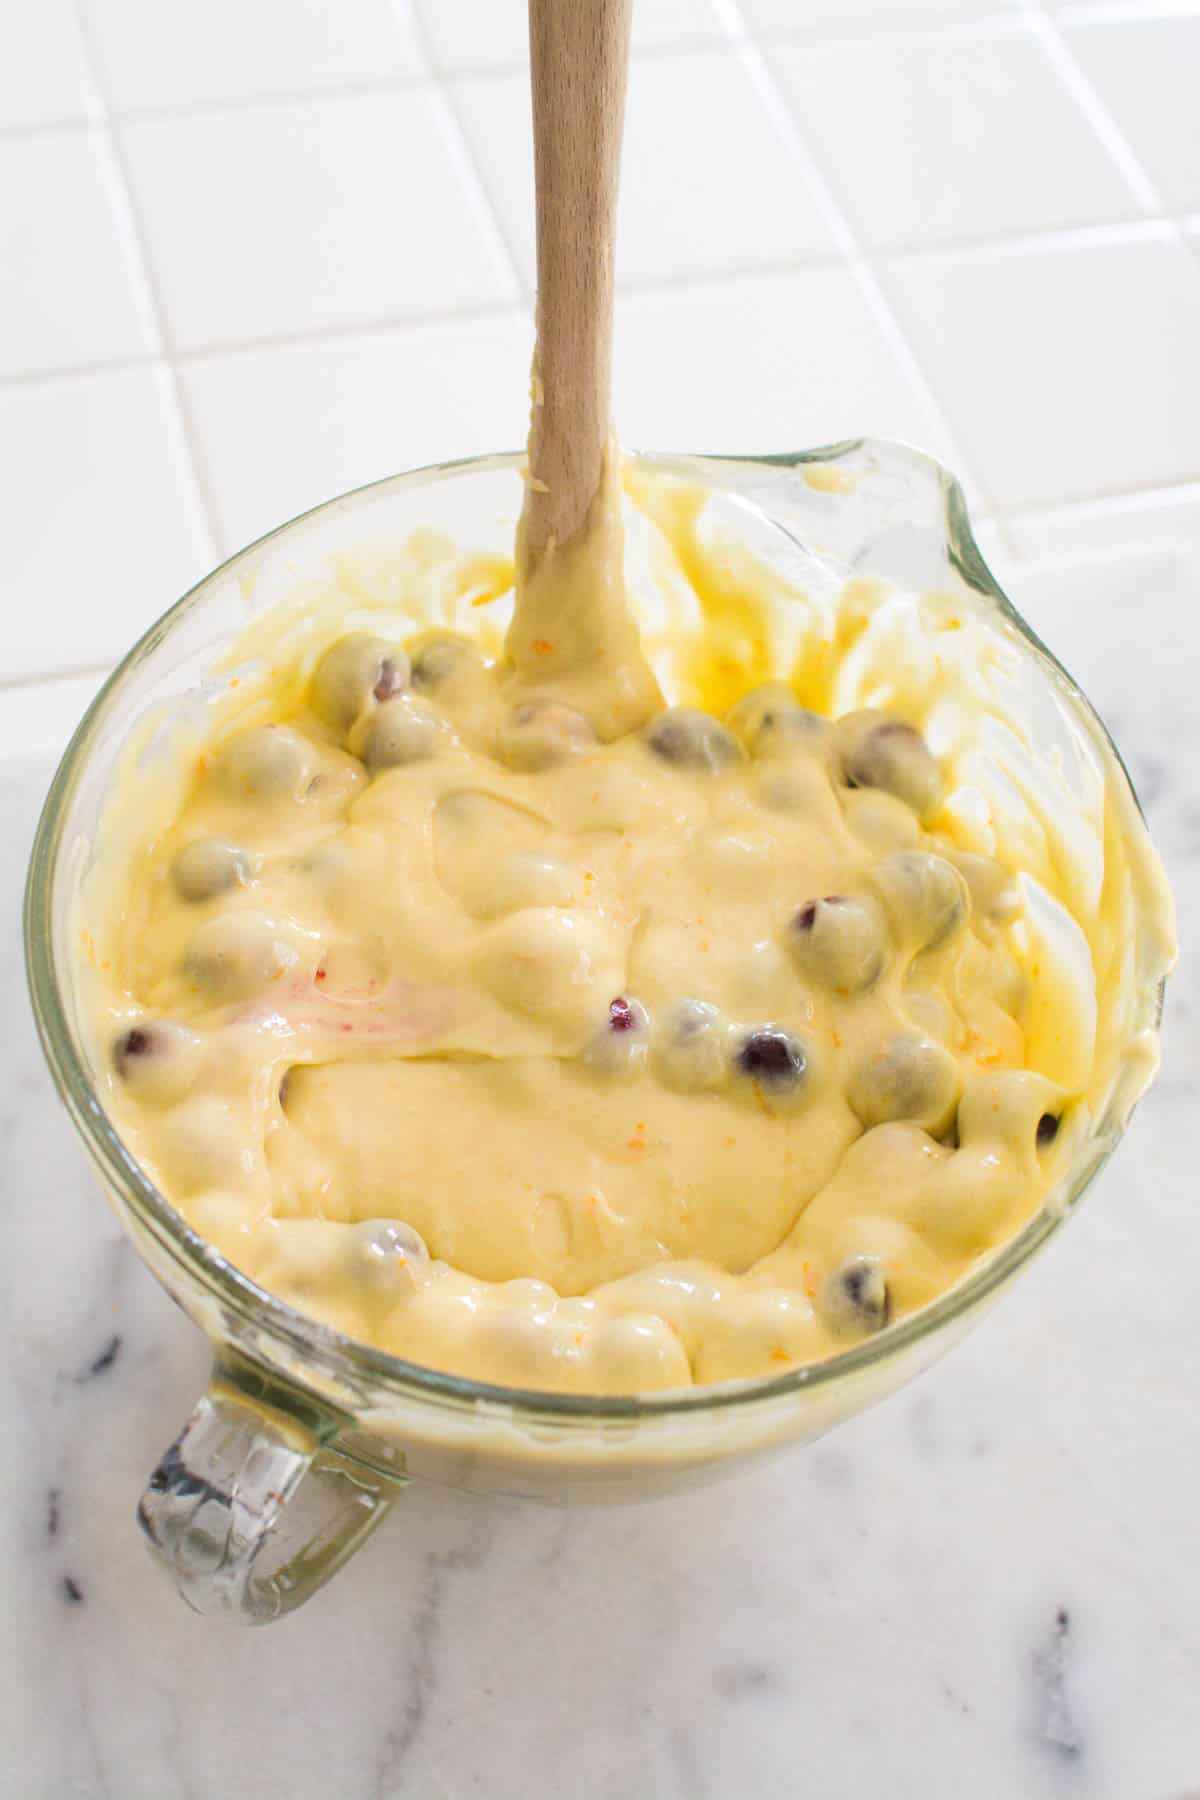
82;466;1173;1395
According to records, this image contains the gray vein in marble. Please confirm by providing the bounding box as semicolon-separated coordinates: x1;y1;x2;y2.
370;1518;497;1798
1032;1607;1084;1765
909;1391;940;1459
534;1507;573;1573
376;1559;438;1779
5;549;1200;1800
939;1676;972;1717
1175;802;1200;859
809;1446;855;1490
910;1392;993;1463
668;1726;712;1800
712;1660;784;1701
1123;748;1168;814
71;1634;117;1800
159;1690;203;1800
75;1333;123;1383
49;1238;138;1398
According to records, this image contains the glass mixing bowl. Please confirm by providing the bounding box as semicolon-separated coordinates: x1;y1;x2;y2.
24;440;1171;1624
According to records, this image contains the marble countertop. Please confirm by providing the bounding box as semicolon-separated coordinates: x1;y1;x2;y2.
2;539;1197;1800
4;1;1199;1791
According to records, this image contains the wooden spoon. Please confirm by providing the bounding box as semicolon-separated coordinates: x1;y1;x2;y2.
521;0;631;563
508;0;661;738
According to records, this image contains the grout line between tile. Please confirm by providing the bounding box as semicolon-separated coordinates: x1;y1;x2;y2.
623;211;1185;275
1023;0;1200;286
1009;478;1200;527
0;661;114;698
68;0;226;561
0;44;737;136
882;217;1176;266
4;210;1198;396
104;74;434;128
415;6;1035;74
3;208;1194;396
0;114;98;142
1050;0;1200;24
404;3;532;309
632;215;1178;274
1178;205;1200;275
172;300;533;366
1017;0;1191;226
0;352;164;391
0;305;539;396
87;131;164;365
730;9;1037;53
432;28;736;79
4;221;1197;392
402;6;746;81
712;0;1012;551
0;5;1187;137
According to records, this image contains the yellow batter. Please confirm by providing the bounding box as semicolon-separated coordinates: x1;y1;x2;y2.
84;465;1175;1394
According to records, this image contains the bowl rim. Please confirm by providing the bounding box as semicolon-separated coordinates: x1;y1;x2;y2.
22;437;1156;1425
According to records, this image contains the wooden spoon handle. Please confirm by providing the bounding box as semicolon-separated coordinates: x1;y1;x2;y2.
522;0;632;563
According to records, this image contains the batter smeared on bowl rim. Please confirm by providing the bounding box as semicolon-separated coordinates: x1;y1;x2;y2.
83;463;1174;1394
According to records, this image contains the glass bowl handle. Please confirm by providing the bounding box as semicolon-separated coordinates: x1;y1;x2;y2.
136;1359;401;1624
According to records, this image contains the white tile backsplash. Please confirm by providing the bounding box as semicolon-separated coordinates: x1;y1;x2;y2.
984;542;1200;716
456;49;837;292
0;0;1196;707
0;368;212;680
884;231;1200;509
0;0;93;129
628;0;727;48
0;671;107;760
1009;488;1200;563
181;311;533;553
768;23;1138;250
0;132;154;378
119;91;517;350
84;0;426;111
413;0;533;72
614;267;956;463
1064;14;1200;215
